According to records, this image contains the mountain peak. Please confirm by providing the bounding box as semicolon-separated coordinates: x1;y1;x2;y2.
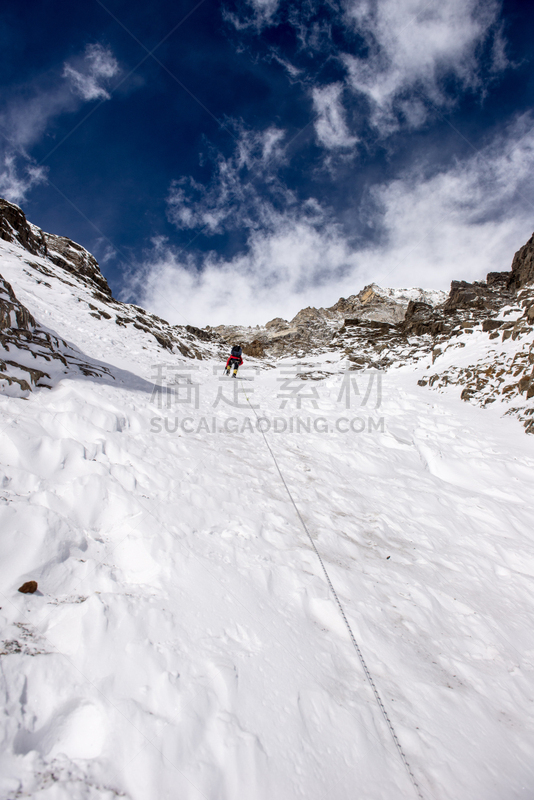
0;198;112;298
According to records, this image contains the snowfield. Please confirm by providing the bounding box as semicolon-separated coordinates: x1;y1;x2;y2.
1;245;534;800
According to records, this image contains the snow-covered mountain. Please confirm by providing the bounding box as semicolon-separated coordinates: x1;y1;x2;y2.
210;283;449;358
1;198;534;800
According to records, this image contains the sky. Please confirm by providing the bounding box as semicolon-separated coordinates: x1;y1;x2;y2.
1;0;534;326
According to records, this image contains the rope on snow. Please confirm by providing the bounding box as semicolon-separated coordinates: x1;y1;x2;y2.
244;392;425;800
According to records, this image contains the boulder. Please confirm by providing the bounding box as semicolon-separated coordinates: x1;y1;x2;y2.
18;581;38;594
482;319;502;332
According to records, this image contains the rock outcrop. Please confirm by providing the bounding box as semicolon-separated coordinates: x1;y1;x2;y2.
212;283;447;358
0;272;115;396
0;198;228;387
508;232;534;290
0;198;112;297
418;285;534;434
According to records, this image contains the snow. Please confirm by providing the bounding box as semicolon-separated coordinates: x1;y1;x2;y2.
367;284;448;307
1;239;534;799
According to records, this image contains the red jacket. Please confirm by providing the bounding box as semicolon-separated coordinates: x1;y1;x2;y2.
226;355;243;367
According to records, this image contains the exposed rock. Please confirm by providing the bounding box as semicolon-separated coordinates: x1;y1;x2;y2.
1;198;111;297
185;324;213;341
265;317;289;331
0;268;123;395
212;284;446;358
420;284;534;433
346;318;392;331
442;278;513;313
44;234;111;297
482;320;502;332
18;581;38;594
509;232;534;290
486;271;510;287
0;274;36;332
242;339;265;357
402;301;440;336
290;306;328;326
0;197;230;370
0;199;47;257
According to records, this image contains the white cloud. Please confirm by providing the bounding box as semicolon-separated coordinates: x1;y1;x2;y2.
224;0;281;30
312;83;358;150
63;44;119;101
0;155;47;205
270;52;302;79
341;0;504;135
228;0;506;142
124;219;350;327
130;114;534;327
0;43;119;203
167;125;292;235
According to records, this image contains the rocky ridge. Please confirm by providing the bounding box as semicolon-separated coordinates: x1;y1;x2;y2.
1;197;533;431
209;242;534;432
0;272;115;394
0;199;228;395
210;284;447;358
416;292;534;433
0;198;111;298
331;267;534;432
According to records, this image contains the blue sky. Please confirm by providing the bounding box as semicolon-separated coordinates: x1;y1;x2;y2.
1;0;534;325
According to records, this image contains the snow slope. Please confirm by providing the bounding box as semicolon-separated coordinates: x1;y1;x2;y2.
1;244;534;800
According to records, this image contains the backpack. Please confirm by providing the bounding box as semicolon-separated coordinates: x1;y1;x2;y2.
231;345;242;358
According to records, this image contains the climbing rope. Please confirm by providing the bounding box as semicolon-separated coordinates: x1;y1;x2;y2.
245;392;425;800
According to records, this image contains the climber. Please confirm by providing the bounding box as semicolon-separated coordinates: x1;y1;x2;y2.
225;344;243;377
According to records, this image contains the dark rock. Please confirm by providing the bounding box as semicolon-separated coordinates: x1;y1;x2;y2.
405;301;433;320
153;333;172;351
186;324;211;341
18;581;38;594
401;300;446;336
518;374;533;394
242;339;265;357
0;199;47;257
443;281;488;311
45;235;111;297
0;275;36;332
365;320;392;329
508;232;534;290
0;198;111;297
345;318;391;330
265;317;289;330
482;319;502;332
486;272;510;287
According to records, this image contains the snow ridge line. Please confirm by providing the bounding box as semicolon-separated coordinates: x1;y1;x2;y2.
244;392;426;800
